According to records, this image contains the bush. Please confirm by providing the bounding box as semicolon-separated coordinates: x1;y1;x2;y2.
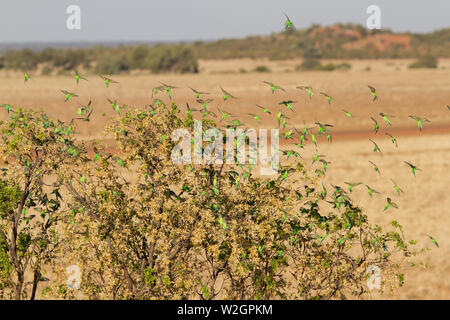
409;55;438;69
0;88;420;300
252;65;271;73
146;45;198;74
0;108;78;299
95;53;130;74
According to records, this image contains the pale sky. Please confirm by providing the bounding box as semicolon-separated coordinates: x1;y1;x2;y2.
0;0;449;42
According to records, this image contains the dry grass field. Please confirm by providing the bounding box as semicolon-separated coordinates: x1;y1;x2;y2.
1;58;449;299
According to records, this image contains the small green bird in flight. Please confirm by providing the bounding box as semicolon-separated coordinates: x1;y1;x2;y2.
368;160;381;175
61;90;78;102
344;182;362;193
197;98;214;110
391;179;403;195
221;87;237;101
297;86;314;99
0;104;12;114
263;81;285;94
256;104;272;115
74;69;87;85
98;74;118;88
369;139;381;153
404;161;420;177
159;82;177;99
320;92;333;104
427;235;439;248
319;159;331;172
279;100;296;112
385;132;398;147
409;115;431;132
342;110;353;117
24;72;30;83
315;121;333;135
379;113;394;126
107;98;121;115
284;13;294;30
370;117;379;134
186;103;198;116
248;113;261;123
217;107;233;122
368;85;378;101
384;197;398;211
365;185;380;198
190;87;209;98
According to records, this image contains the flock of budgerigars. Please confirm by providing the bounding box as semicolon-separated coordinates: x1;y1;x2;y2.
3;13;445;250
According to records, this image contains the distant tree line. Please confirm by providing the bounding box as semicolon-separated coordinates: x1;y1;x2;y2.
1;24;448;74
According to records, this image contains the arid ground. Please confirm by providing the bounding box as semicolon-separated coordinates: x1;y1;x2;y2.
1;59;449;299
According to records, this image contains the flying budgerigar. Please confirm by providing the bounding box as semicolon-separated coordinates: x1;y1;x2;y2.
391;179;403;195
370;117;379;133
342;110;353;117
185;103;198;116
409;115;431;132
76;100;93;121
315;121;334;135
159;82;177;99
368;160;381;175
98;74;118;88
368;85;378;101
217;107;233;122
24;72;30;83
344;182;362;193
384;197;398;211
379;113;394;126
279;100;296;112
256;104;272;115
221;87;237;101
427;235;439;248
197;98;214;110
404;161;420;177
369;139;381;153
107;97;121;115
248;113;261;124
365;184;380;198
297;86;314;99
74;69;87;85
263;81;285;94
190;87;209;98
60;90;78;102
0;104;12;114
284;13;295;30
385;132;398;147
320;92;334;104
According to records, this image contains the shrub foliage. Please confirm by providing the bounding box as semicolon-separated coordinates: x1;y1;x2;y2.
0;99;419;299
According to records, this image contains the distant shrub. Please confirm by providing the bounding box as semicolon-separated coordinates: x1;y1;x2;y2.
95;53;130;74
317;62;352;71
317;63;336;71
145;45;198;74
129;45;150;69
409;55;438;69
3;49;39;71
297;59;321;71
336;62;352;70
0;57;4;69
252;65;271;73
41;65;54;76
239;68;247;73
